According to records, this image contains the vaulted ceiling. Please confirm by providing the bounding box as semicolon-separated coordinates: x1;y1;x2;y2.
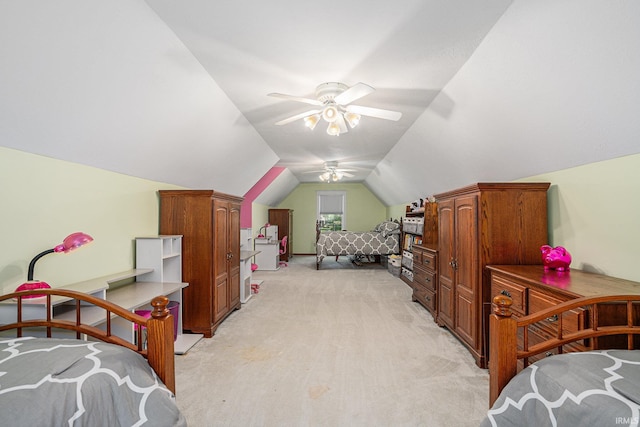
144;0;512;184
2;1;639;207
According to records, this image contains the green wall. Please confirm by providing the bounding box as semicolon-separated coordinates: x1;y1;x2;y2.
275;183;388;254
3;147;639;292
518;153;640;282
251;202;271;238
0;147;183;293
387;204;408;221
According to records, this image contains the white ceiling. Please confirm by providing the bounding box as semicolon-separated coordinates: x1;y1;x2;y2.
2;1;639;208
144;0;513;182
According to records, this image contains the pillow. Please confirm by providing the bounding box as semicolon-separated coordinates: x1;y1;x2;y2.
379;221;400;237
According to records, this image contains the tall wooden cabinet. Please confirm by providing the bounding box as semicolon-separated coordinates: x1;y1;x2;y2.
158;190;243;338
268;208;293;262
434;182;550;368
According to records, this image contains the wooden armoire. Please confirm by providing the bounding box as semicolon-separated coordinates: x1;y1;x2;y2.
268;208;293;262
158;190;242;338
434;182;550;368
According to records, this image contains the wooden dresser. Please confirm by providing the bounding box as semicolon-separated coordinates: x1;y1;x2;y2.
488;265;640;365
411;243;438;318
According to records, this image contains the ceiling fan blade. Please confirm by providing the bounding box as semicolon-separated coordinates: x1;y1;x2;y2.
340;171;355;177
345;104;402;121
274;109;321;126
268;92;323;106
334;82;375;105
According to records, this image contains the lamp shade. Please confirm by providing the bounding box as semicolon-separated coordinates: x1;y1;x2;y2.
344;112;361;128
304;114;320;130
322;105;339;123
327;122;340;136
54;232;94;253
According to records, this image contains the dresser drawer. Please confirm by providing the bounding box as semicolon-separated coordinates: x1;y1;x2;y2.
419;250;437;271
414;265;436;292
528;289;586;337
414;287;436;313
490;275;527;316
412;247;423;265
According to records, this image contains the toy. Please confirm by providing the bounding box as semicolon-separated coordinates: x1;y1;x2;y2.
540;245;572;271
410;198;425;212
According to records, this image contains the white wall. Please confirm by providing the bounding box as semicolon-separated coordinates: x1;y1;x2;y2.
371;0;640;205
0;0;278;197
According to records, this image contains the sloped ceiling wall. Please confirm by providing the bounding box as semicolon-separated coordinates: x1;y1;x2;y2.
254;169;299;207
0;1;278;197
2;1;639;206
369;0;640;206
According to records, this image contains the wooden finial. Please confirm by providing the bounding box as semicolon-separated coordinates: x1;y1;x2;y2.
492;294;513;317
150;295;170;318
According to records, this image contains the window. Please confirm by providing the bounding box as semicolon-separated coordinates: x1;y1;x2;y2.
317;191;346;232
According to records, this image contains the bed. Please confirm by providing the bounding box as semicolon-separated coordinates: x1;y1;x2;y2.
483;294;640;427
315;220;401;270
0;288;185;426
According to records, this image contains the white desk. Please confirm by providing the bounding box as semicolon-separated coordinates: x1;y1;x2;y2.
240;250;260;303
254;238;280;270
0;269;202;355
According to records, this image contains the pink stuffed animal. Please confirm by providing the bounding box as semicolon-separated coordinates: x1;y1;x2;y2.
540;245;572;271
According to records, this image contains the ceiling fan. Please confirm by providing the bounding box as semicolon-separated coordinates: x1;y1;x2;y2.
268;82;402;136
304;161;356;182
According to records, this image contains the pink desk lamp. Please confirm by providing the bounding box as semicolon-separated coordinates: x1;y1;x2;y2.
16;232;94;298
257;223;270;238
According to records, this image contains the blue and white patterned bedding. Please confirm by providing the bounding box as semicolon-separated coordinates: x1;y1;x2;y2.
482;350;640;427
316;221;400;265
0;337;186;426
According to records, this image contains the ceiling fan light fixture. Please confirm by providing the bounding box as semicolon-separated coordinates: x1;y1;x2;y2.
319;170;343;182
344;112;361;129
327;122;340;136
322;105;339;123
269;82;402;137
304;114;320;130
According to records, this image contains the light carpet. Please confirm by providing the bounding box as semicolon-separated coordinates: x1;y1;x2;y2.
174;255;489;426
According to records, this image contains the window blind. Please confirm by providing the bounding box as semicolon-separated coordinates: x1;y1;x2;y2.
318;193;344;214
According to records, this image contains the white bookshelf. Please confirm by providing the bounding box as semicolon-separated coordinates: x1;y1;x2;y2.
135;235;202;354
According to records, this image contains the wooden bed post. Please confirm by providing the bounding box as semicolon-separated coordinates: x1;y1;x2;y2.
489;294;517;407
146;296;176;394
315;220;321;270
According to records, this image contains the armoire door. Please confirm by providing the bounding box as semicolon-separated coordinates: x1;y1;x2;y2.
229;201;241;308
437;199;455;329
213;198;230;322
453;195;479;349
